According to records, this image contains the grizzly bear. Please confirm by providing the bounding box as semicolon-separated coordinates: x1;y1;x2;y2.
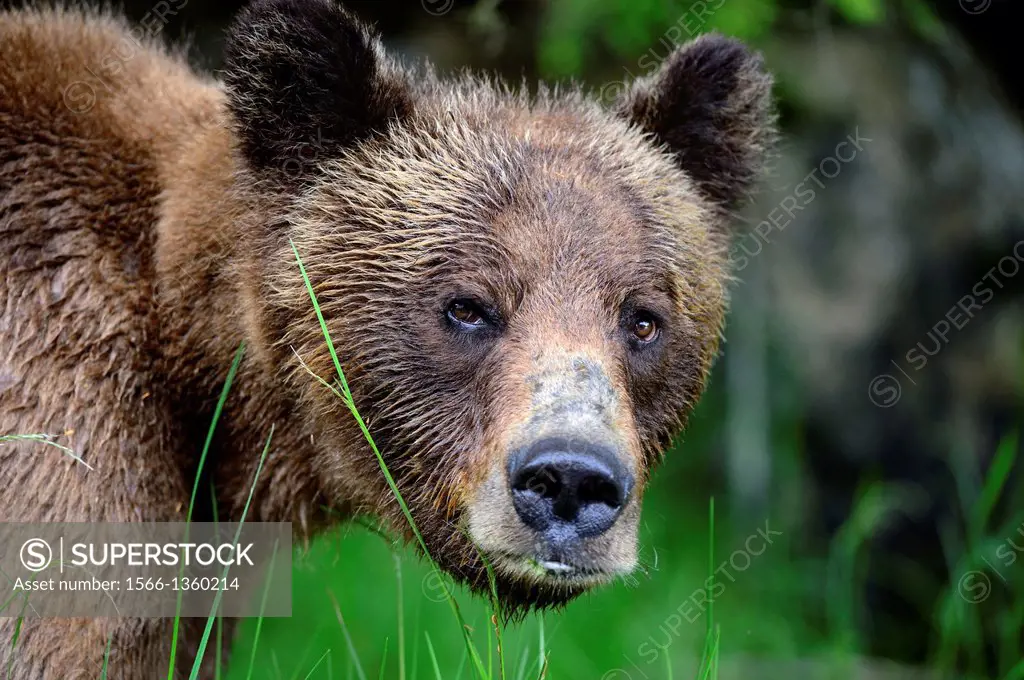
0;0;773;677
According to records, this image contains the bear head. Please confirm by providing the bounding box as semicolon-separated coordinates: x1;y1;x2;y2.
222;0;774;610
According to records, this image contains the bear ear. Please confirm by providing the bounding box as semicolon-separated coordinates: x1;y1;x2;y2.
223;0;413;181
615;34;775;212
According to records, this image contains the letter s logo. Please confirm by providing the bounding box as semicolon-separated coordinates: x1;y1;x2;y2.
20;539;53;572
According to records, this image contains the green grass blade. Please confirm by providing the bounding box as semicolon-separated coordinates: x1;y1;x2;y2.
707;496;714;650
291;240;488;679
5;615;24;680
974;431;1018;536
329;589;368;680
455;634;469;680
696;624;720;680
514;645;529;680
394;554;405;680
304;650;331;680
1003;657;1024;680
167;342;245;680
0;564;30;616
246;532;282;680
288;241;349;399
377;638;389;680
188;425;274;680
287;623;331;680
187;341;246;524
5;582;33;680
0;433;92;470
695;497;717;680
537;615;545;679
211;482;223;680
100;631;114;680
710;625;721;680
0;593;20;616
481;553;505;680
424;632;443;680
408;594;422;680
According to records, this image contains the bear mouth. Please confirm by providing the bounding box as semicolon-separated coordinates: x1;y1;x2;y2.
535;559;574;574
526;558;606;583
486;550;622;587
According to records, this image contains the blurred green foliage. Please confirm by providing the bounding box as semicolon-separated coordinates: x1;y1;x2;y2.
535;0;950;81
539;0;780;77
830;0;884;24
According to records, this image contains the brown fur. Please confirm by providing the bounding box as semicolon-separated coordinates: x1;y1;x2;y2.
0;2;773;677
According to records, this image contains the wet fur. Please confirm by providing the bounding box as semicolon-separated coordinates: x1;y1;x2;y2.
0;1;773;677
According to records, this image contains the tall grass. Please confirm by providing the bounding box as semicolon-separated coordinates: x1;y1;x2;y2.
188;427;276;680
934;431;1023;677
167;342;247;680
290;240;496;679
0;433;91;470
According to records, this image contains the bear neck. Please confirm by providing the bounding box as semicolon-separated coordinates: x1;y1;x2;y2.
153;97;335;536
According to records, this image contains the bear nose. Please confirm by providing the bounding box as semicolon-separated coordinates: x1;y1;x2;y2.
508;439;632;540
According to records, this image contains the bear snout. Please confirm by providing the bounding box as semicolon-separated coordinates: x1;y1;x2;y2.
507;437;633;543
465;352;642;590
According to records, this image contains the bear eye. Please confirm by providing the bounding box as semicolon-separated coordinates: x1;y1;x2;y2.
446;299;489;330
630;312;660;344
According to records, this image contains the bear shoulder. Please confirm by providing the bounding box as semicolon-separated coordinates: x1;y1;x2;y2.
0;7;221;152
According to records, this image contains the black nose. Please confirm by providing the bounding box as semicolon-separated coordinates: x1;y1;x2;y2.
508;438;632;541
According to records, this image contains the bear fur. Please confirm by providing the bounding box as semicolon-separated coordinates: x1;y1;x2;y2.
0;1;773;677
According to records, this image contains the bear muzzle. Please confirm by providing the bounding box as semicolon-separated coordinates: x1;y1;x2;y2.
466;352;642;587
